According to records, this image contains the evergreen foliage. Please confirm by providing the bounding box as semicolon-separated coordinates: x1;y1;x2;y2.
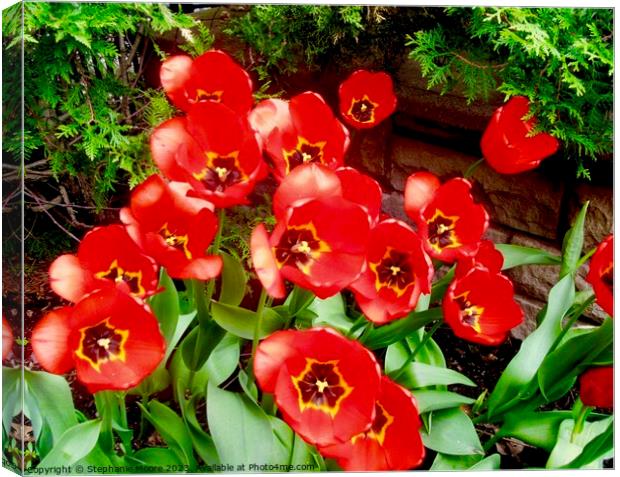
2;2;211;207
406;7;613;178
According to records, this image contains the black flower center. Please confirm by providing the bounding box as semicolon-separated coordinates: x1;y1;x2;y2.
159;224;192;259
371;249;415;295
349;97;377;123
454;292;483;331
292;359;352;417
95;260;144;296
274;226;327;272
75;319;128;372
427;210;460;252
193;153;243;192
284;138;326;174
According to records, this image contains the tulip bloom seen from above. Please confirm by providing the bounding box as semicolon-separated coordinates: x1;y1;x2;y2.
31;288;165;394
338;70;397;129
586;234;613;317
319;376;425;471
49;224;160;303
405;173;489;262
481;95;560;174
350;219;433;324
121;175;222;280
253;327;381;447
254;92;350;181
160;50;253;115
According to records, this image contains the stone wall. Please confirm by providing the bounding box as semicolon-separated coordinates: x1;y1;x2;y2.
345;57;613;338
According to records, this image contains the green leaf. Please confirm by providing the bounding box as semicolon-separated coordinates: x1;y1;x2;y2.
285;286;315;317
24;369;78;443
2;367;22;436
385;341;475;389
183;395;220;466
139;400;197;470
219;251;247;306
496;244;561;269
270;417;316;468
169;338;210;404
207;382;275;466
133;447;183;466
421;408;483;456
538;318;613;402
469;454;501;470
360;308;443;350
130;367;171;397
149;269;180;346
181;321;226;372
206;333;241;387
37;420;101;467
307;293;354;333
498;410;572;452
560;202;588;277
430;453;483;470
487;274;575;417
211;301;285;340
412;390;475;414
562;418;613;469
547;417;613;469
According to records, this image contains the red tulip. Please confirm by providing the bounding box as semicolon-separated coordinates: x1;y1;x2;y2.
338;70;397;129
481;96;560;174
404;171;441;219
319;376;425;470
586;234;613;317
160;50;253;114
31;288;165;393
579;367;613;409
151;101;267;208
251;165;377;299
121;175;222;280
49;225;160;303
2;316;13;361
255;92;350;181
455;239;504;278
350;219;433;324
443;267;523;346
405;173;489;263
254;328;381;447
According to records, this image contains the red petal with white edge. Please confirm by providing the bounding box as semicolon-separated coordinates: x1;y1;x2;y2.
251;224;285;299
404;171;440;220
253;329;299;393
273;163;342;220
31;307;75;374
166;255;223;281
150;116;194;181
320;376;425;471
249;98;291;148
49;254;94;303
69;288;165;393
160;55;193;111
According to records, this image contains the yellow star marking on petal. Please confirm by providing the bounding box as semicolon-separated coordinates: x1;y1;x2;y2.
426;209;462;254
283;136;327;175
454;290;484;333
95;259;145;296
74;318;129;373
351;402;394;446
369;247;414;298
291;359;353;419
194;89;223;102
159;223;192;260
273;223;331;276
347;95;379;124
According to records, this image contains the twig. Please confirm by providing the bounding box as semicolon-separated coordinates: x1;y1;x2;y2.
451;51;507;70
24;187;80;242
59;184;91;229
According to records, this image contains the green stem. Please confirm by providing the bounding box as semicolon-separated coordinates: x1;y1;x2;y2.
138;394;149;441
550;294;595;354
464;158;485;178
391;319;443;381
205;208;226;305
248;287;268;382
347;314;369;338
576;247;597;269
94;391;115;454
571;403;592;442
483;432;502;452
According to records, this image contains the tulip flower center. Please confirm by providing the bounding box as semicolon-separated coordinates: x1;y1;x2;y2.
193;152;245;192
95;259;145;296
370;249;415;297
284;137;327;174
352;402;394;445
426;209;462;253
159;223;192;260
601;263;613;292
348;96;378;123
194;88;223;103
292;359;353;418
454;291;484;332
274;225;331;274
75;319;129;372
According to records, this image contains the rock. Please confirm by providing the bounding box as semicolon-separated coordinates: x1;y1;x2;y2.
389;136;565;239
346;121;392;179
381;191;410;224
567;182;613;251
511;295;544;340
